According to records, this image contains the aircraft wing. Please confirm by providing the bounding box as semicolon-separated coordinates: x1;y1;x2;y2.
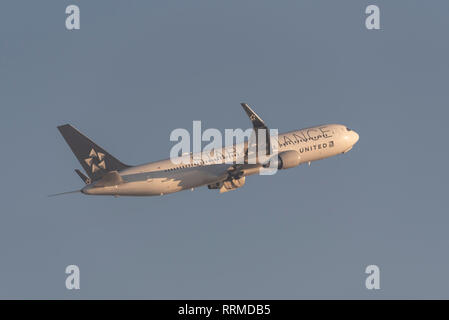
240;103;272;157
210;103;271;183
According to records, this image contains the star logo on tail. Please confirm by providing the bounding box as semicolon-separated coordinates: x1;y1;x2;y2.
84;149;106;173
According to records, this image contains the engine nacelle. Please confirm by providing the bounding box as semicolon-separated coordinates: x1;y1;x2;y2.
265;150;301;169
207;181;223;190
220;176;246;193
208;176;246;193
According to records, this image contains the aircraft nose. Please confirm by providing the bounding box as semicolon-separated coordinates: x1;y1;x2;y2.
344;129;359;146
352;131;359;144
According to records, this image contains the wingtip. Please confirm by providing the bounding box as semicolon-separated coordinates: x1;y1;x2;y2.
57;124;71;130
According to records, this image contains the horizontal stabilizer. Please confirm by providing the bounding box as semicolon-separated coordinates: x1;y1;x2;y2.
75;169;90;184
48;189;81;197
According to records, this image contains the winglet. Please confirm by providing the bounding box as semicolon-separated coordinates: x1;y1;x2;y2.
240;103;272;156
240;103;267;129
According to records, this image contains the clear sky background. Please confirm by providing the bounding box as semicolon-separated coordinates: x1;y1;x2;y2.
0;0;448;299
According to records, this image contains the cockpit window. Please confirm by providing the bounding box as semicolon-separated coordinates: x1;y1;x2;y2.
346;127;351;131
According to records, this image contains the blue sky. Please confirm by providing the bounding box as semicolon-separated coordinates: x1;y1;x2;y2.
0;0;448;298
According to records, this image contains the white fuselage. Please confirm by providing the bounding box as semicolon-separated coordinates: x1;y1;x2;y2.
82;124;359;196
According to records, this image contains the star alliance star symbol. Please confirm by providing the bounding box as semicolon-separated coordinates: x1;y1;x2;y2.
84;148;106;173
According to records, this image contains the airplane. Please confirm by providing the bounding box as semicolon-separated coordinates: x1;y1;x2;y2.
53;103;359;197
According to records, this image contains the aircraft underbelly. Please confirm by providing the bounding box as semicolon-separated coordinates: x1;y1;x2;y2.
113;169;227;196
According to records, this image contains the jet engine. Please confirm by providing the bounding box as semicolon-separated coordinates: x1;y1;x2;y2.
264;150;301;169
208;176;246;193
222;176;245;191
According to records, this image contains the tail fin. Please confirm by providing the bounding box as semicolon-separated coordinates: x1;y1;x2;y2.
57;124;130;181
